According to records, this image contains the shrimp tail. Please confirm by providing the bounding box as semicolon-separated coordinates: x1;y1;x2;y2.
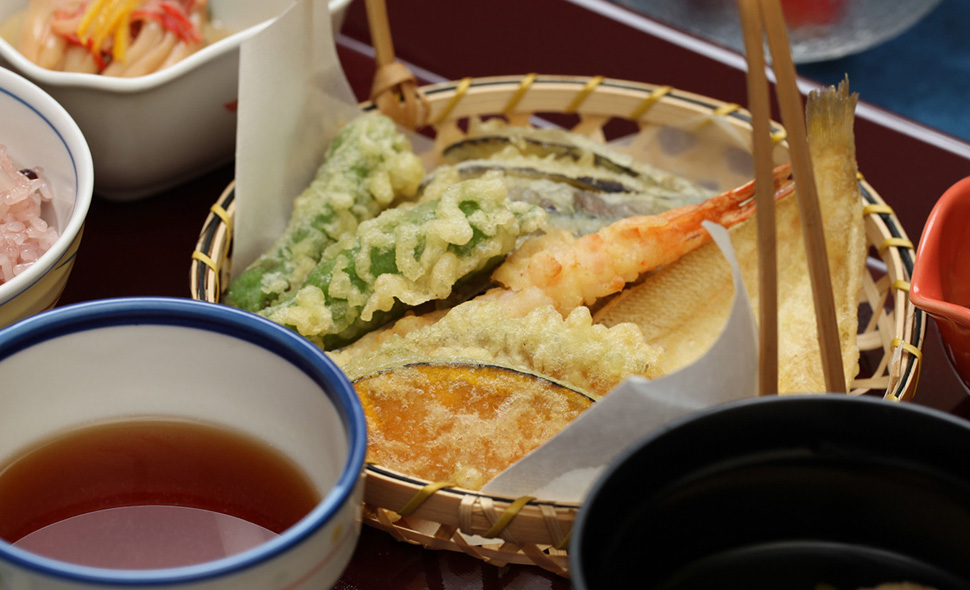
660;163;792;226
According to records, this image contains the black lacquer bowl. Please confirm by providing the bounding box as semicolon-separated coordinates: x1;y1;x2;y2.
572;395;970;590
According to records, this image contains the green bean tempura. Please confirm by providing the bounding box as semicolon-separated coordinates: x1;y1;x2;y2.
260;173;546;350
224;112;425;312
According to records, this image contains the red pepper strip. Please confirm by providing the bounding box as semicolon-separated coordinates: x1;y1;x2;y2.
131;6;201;44
143;2;202;43
160;2;203;43
50;4;89;39
90;44;108;70
50;2;112;71
52;32;109;71
132;10;188;42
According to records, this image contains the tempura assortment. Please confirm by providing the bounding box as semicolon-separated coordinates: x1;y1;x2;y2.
228;81;868;490
10;0;209;76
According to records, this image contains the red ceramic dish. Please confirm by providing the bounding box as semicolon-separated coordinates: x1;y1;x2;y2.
911;176;970;392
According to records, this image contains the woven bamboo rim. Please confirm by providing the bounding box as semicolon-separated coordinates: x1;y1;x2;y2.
190;74;926;576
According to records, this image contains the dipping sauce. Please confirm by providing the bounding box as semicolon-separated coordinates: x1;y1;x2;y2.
0;419;320;569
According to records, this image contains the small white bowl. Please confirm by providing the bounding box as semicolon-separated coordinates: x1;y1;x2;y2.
0;66;93;329
0;0;352;201
0;296;367;589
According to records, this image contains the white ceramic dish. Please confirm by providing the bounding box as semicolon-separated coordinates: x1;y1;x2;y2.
0;296;367;589
0;66;92;329
0;0;352;201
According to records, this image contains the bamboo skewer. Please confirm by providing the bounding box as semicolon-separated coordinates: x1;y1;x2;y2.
738;0;847;394
737;0;778;396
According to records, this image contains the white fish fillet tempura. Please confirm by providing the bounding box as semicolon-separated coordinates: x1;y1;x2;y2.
594;79;866;394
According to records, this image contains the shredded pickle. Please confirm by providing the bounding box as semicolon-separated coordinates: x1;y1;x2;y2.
78;0;152;62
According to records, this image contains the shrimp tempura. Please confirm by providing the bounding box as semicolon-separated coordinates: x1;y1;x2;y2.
492;164;795;313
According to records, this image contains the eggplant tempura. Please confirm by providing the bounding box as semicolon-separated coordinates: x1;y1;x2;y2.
422;117;717;236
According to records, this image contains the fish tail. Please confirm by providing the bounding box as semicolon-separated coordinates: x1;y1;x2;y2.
806;77;859;171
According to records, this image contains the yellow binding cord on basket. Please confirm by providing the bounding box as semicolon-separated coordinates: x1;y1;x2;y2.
893;279;911;292
481;495;536;539
430;77;472;127
628;84;672;120
396;481;456;517
864;203;895;216
209;202;232;249
191;251;221;296
878;237;915;253
564;75;605;113
713;102;742;116
695;102;741;131
889;337;923;400
556;529;571;550
502;73;538;115
771;127;787;145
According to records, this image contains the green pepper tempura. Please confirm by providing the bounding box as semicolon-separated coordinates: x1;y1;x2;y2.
224;112;425;313
259;173;547;350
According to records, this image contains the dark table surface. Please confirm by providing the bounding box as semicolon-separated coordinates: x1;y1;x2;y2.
55;0;970;587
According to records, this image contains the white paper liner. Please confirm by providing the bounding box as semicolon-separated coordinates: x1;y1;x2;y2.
479;221;758;502
233;0;359;276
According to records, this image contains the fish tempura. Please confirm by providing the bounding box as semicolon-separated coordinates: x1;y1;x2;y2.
594;79;866;393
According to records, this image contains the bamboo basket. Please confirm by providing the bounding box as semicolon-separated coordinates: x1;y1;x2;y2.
190;74;925;576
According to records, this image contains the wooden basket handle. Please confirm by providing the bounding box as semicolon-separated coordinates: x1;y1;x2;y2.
365;0;430;129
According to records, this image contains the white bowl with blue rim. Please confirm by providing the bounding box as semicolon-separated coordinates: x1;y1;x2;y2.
0;296;367;589
0;66;93;330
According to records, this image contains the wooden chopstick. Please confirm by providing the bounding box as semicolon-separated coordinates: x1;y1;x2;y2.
741;0;847;394
364;0;396;69
737;0;778;396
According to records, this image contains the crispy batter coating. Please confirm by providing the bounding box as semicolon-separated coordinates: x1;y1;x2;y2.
262;174;546;349
225;112;425;312
333;286;663;398
355;363;593;490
